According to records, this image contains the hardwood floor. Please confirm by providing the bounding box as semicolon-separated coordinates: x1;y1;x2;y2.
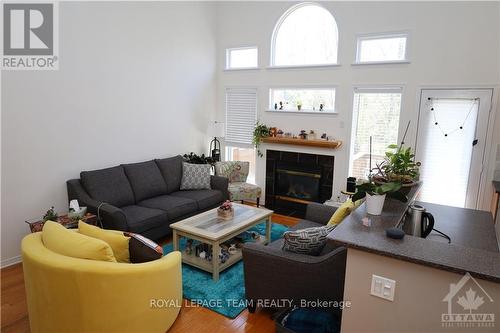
1;264;29;333
1;213;299;333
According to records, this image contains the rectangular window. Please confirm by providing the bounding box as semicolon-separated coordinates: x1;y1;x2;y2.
225;146;256;184
349;88;402;180
225;87;257;146
356;33;408;64
269;87;336;113
226;47;258;69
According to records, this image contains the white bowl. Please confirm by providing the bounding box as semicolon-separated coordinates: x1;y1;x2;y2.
68;207;87;220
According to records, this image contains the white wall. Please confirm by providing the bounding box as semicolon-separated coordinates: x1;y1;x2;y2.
215;1;500;206
1;2;217;266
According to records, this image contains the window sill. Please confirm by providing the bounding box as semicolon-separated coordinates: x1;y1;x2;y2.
265;109;338;115
224;67;261;72
266;63;341;70
351;60;410;66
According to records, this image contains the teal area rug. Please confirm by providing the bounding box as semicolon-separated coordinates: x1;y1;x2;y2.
163;222;288;318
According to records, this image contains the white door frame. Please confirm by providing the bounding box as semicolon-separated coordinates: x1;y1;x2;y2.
415;88;494;209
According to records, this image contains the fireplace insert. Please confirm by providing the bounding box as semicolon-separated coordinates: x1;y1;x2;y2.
265;150;334;218
276;166;321;203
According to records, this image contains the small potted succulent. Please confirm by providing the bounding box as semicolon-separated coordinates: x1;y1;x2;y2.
217;200;234;220
352;181;408;215
296;100;302;111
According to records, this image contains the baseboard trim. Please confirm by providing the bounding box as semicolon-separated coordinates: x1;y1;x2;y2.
1;255;22;268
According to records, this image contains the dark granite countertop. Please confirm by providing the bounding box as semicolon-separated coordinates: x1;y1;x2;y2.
328;186;500;283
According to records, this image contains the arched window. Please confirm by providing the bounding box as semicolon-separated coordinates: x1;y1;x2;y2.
271;3;339;66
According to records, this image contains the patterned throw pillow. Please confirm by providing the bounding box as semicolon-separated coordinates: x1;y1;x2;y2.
282;225;336;255
180;163;211;190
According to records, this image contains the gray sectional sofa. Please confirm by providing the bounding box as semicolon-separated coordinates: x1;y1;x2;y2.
67;155;229;240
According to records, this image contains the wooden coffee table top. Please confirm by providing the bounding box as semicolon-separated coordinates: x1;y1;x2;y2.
170;203;273;241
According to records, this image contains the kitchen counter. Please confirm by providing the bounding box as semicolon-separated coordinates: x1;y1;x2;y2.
328;186;500;283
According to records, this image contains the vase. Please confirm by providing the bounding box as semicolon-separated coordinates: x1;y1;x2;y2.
366;193;386;215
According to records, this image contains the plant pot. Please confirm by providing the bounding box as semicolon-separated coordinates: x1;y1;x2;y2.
373;176;417;195
372;176;388;185
399;181;418;195
366;193;386;215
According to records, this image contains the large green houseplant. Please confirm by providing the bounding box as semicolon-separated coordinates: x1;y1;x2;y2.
374;144;420;186
352;180;408;215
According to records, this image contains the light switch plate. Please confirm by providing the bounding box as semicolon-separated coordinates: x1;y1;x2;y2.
370;274;396;301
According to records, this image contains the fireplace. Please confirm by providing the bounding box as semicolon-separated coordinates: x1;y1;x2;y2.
265;150;334;218
276;165;321;203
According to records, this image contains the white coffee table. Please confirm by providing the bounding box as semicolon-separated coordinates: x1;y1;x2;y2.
170;203;273;281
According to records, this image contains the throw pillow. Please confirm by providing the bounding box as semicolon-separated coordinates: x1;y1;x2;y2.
282;225;336;255
180;162;211;190
42;221;117;262
125;232;163;263
78;221;130;263
327;199;362;226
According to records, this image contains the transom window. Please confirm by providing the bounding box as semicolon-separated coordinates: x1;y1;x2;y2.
356;33;408;64
226;47;258;69
271;3;339;67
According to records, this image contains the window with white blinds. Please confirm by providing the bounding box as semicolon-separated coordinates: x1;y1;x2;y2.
225;88;258;146
349;87;402;179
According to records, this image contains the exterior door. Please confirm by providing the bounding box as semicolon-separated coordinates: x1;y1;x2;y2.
415;89;492;209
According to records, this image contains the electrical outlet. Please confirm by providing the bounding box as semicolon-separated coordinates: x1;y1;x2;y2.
370;274;396;301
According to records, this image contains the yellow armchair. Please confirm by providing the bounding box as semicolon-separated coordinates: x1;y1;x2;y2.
22;233;182;333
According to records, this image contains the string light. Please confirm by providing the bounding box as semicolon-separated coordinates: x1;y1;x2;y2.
427;97;478;138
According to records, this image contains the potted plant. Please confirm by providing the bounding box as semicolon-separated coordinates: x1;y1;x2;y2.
43;206;59;222
253;121;270;157
296;100;302;111
183;152;215;165
352;181;407;215
374;144;420;188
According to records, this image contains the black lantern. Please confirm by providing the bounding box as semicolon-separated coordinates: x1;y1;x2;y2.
208;121;224;162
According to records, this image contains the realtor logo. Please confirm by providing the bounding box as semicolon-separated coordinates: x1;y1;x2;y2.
1;1;58;69
441;272;495;328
